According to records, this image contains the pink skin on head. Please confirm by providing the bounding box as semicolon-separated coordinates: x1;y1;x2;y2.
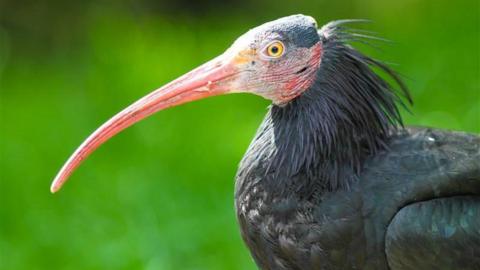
281;44;323;103
243;43;323;105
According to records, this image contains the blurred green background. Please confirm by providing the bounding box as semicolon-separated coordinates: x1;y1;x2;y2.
0;0;478;269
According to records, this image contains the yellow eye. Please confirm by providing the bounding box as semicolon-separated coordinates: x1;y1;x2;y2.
265;41;285;58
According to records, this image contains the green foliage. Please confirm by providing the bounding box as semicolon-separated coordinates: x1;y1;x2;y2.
0;0;478;269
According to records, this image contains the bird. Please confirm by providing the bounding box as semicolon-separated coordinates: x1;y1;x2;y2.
51;15;480;270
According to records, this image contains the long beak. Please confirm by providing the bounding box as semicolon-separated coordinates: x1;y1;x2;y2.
51;54;242;193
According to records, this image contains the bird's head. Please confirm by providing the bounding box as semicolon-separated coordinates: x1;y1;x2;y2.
51;14;325;192
51;14;409;193
223;14;322;104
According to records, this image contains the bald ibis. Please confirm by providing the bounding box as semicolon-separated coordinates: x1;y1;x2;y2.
52;15;480;270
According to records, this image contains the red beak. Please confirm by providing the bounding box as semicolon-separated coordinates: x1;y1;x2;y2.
51;54;242;193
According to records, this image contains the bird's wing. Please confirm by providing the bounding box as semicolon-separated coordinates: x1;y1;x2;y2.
385;196;480;270
361;127;480;270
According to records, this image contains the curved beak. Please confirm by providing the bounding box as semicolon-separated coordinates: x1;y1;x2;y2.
51;53;245;193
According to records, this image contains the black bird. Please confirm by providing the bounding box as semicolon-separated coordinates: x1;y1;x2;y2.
52;15;480;270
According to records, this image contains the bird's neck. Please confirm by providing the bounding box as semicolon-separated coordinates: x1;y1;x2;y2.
236;39;407;200
236;92;365;200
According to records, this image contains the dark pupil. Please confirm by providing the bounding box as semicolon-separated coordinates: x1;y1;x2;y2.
271;46;279;54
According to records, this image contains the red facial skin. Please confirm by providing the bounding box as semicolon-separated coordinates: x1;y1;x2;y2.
240;43;323;105
281;44;323;103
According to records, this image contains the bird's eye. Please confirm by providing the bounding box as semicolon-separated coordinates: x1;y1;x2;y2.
264;41;285;58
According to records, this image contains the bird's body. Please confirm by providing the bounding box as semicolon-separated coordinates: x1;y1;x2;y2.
51;15;480;270
236;126;480;270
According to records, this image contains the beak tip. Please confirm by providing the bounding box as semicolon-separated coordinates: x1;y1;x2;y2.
50;176;62;193
50;183;58;193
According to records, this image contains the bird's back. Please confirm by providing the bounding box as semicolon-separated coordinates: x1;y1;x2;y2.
235;127;480;270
